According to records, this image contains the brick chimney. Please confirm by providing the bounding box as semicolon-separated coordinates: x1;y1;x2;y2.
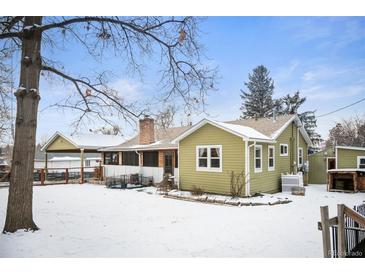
139;115;155;145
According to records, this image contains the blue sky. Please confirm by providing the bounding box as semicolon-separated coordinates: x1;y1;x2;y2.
35;16;365;142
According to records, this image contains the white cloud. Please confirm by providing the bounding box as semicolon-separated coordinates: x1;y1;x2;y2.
109;78;144;102
302;85;364;101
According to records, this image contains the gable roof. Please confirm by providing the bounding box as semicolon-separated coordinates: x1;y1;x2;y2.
42;131;126;151
172;119;275;144
173;114;313;146
99;125;192;152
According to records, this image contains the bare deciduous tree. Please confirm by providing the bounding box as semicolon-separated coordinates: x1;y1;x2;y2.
154;104;177;129
326;115;365;148
0;16;217;232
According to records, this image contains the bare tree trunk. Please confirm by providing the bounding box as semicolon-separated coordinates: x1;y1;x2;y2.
3;16;42;233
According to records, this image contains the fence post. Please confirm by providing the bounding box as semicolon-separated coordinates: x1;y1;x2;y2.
65;168;69;184
320;206;331;258
337;204;346;258
40;168;45;185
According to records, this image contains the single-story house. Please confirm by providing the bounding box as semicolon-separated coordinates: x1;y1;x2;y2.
99;117;192;183
102;114;312;196
308;145;365;184
173;114;312;196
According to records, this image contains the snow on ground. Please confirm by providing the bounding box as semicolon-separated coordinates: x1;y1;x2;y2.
0;184;364;257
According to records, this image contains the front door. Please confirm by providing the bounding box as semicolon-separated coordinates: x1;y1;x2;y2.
164;151;174;175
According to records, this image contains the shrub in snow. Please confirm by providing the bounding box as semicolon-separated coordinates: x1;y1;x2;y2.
191;185;204;196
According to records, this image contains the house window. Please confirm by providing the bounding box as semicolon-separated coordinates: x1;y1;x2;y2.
196;145;222;172
298;147;303;167
84;160;91;167
143;151;159;167
254;145;262;173
268;145;275;171
122;151;139;166
104;152;119;165
358;156;365;169
280;144;288;156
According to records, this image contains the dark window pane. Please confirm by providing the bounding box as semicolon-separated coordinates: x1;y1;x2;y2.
142;151;159;167
211;158;220;168
360;164;365;169
122;151;139;166
269;158;274;167
269;148;274;157
199;159;207;167
210;148;220;157
255;159;261;168
255;147;260;157
104;152;119;165
360;159;365;164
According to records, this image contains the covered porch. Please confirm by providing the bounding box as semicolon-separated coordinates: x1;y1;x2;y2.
40;131;125;184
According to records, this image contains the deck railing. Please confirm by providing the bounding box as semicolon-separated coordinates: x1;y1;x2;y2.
33;166;103;185
318;203;365;258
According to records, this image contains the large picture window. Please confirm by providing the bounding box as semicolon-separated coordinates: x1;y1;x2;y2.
104;152;119;165
143;151;159;167
196;145;222;172
268;145;275;171
254;145;262;173
122;151;139;166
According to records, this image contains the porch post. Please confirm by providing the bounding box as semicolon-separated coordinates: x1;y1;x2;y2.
45;152;48;178
80;148;84;183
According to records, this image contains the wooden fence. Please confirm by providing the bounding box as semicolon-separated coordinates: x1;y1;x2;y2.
318;203;365;258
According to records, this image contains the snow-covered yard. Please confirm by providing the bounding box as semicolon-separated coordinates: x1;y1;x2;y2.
0;184;364;257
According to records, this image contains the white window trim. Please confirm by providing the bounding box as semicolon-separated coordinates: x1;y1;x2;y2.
196;145;222;172
254;144;262;173
357;156;365;169
298;147;303;167
280;144;288;156
268;145;275;171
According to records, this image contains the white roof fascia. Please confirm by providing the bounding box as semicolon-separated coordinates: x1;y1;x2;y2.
172;119;271;144
336;145;365;151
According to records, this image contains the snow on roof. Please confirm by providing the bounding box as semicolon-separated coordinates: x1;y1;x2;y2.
173;119;276;143
42;132;126;151
213;121;272;141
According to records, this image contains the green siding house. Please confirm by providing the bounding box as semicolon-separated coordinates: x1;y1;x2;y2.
309;146;365;184
173;114;312;196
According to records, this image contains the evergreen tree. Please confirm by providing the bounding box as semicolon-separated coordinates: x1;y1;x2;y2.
240;65;277;119
299;111;323;147
280;91;306;114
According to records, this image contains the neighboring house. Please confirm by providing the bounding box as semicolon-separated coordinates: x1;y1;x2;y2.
34;156;101;172
173;114;312;196
40;131;125;171
0;157;10;172
308;146;365;184
99;117;192;183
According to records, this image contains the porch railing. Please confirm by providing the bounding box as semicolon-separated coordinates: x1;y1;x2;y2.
318;203;365;258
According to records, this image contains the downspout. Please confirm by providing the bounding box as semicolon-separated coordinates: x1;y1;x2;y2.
135;150;142;175
245;139;256;197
